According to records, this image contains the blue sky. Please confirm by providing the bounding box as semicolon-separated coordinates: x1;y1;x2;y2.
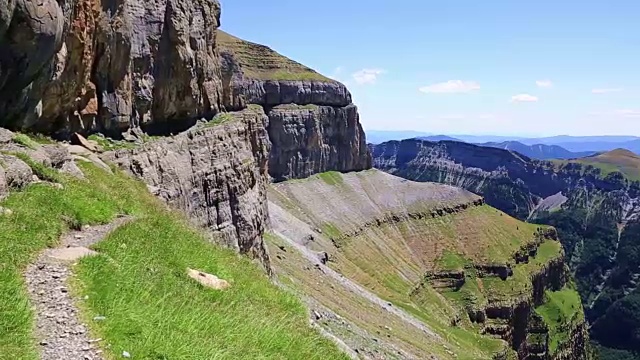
220;1;640;136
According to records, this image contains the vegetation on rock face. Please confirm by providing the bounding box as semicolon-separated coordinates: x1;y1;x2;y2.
11;134;39;150
371;139;640;356
0;141;348;360
535;288;583;353
217;30;332;82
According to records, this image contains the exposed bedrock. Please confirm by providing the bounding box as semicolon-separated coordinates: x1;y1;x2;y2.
103;107;272;272
267;104;371;181
1;0;224;135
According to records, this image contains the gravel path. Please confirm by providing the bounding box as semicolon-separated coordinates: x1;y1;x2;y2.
25;216;132;360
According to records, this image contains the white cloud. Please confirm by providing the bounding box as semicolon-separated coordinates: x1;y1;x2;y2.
440;114;466;120
592;88;623;94
479;114;495;120
510;94;539;103
418;80;480;94
352;68;385;85
615;109;640;118
536;80;553;88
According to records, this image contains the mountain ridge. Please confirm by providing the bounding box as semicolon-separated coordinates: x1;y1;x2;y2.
366;130;640;154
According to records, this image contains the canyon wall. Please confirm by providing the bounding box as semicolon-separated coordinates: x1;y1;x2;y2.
1;0;371;267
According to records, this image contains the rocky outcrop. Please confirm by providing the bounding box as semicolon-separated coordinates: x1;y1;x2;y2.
553;319;590;360
217;31;351;110
422;270;465;290
103;107;272;272
217;32;371;181
0;0;371;178
267;104;370;181
413;225;578;359
1;0;225;136
0;129;84;196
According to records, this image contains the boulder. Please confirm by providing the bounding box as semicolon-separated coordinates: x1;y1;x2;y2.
187;268;230;290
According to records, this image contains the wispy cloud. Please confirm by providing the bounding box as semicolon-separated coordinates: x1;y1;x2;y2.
511;94;539;103
352;68;385;85
592;88;623;94
419;80;480;94
440;114;466;120
615;109;640;118
536;80;553;88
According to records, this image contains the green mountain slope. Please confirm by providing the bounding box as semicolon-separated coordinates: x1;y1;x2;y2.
371;138;639;358
267;169;587;359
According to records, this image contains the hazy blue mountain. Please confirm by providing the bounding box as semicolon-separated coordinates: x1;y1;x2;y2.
481;141;596;159
553;139;640;153
366;130;432;144
453;134;529;143
519;135;640;145
365;131;640;153
416;135;462;142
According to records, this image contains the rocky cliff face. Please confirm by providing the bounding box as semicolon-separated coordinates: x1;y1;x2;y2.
217;31;370;181
267;104;370;181
1;0;225;135
103;106;272;272
1;0;372;269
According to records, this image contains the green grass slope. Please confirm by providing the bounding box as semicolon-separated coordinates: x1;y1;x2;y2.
0;136;347;359
554;148;640;181
217;30;333;81
268;169;581;359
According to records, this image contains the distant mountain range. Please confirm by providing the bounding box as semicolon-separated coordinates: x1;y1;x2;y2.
479;141;595;160
367;130;640;159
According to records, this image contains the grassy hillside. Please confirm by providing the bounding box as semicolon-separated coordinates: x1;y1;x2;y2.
0;135;347;359
555;149;640;181
268;169;581;359
217;30;332;82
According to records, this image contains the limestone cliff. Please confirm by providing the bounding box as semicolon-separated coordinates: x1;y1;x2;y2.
217;31;370;180
1;0;371;268
1;0;224;135
103;106;272;272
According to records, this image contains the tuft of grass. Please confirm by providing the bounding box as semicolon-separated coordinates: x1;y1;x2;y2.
205;112;236;127
275;104;319;110
535;288;583;353
437;250;469;271
87;134;138;151
317;171;345;186
26;133;56;145
12;153;62;183
11;134;39;150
